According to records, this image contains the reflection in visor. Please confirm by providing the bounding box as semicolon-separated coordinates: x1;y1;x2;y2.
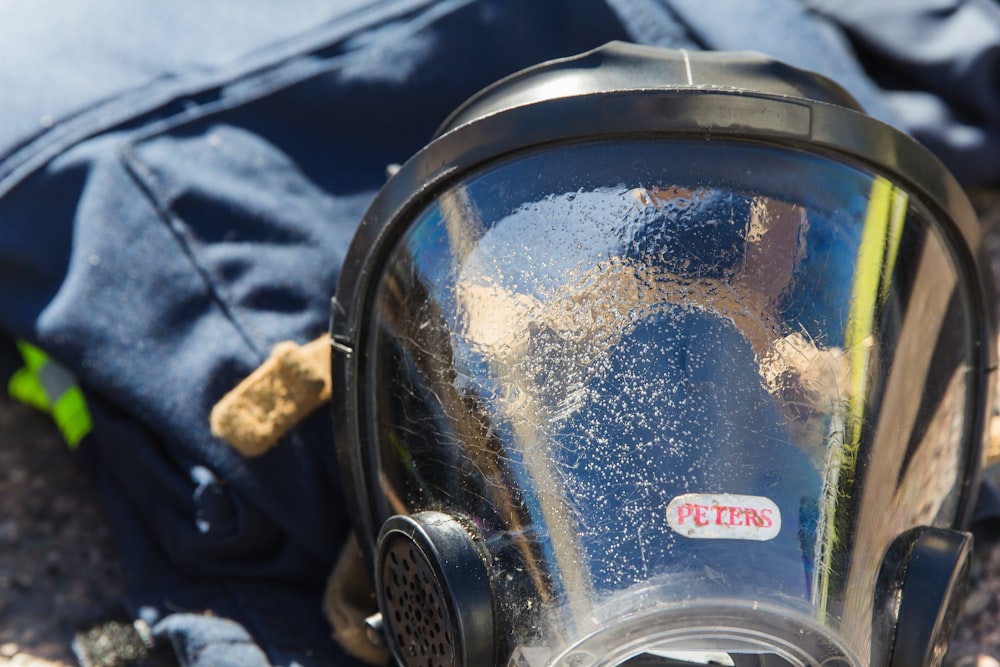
364;140;973;664
454;187;826;620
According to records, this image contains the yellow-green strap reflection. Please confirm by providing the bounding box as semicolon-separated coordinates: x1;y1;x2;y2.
814;176;907;615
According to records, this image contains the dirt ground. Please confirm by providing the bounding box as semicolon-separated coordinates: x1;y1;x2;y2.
0;395;125;667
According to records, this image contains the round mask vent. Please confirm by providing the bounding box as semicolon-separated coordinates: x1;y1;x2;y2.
381;536;455;666
376;512;495;667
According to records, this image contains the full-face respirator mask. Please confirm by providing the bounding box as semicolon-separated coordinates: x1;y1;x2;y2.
330;42;997;666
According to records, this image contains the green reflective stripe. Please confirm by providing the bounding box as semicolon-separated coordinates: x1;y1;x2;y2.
8;364;51;411
52;386;92;448
15;340;48;370
7;341;92;449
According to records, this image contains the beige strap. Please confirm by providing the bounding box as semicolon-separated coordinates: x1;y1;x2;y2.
324;532;390;666
210;336;331;457
989;414;1000;467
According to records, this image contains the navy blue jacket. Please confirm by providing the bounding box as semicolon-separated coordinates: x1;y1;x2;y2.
1;1;999;665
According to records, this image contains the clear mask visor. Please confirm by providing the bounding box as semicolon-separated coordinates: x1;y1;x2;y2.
363;140;976;666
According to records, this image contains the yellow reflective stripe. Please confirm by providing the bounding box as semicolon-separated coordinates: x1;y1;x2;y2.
814;176;909;615
844;178;892;457
7;341;92;449
843;178;908;462
879;190;908;307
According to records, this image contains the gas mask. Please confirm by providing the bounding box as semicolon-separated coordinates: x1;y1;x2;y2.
330;42;996;666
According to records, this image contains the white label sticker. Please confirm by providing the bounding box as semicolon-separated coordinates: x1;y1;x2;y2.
666;493;781;541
